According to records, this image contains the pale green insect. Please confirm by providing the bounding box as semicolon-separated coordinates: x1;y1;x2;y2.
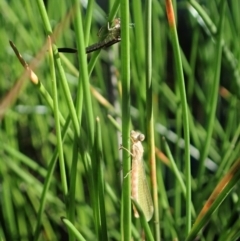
130;130;154;222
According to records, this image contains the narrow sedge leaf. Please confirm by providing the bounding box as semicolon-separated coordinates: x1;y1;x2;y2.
186;159;240;241
165;0;176;27
131;198;155;241
61;217;86;241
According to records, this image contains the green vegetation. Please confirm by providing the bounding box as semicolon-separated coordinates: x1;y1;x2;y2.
1;0;240;240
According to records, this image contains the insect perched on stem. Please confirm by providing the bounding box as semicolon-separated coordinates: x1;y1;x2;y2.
122;130;154;222
58;18;121;54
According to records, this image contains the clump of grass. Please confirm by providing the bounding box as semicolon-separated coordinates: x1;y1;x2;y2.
1;0;240;241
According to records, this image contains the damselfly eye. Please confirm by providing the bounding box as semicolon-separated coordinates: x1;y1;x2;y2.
130;130;145;142
138;134;145;142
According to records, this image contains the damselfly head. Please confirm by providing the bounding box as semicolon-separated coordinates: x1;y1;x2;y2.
97;18;121;38
130;130;145;143
108;18;121;32
112;18;121;29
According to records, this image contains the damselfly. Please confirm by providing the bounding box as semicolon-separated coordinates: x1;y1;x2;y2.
120;131;154;222
58;18;121;54
130;130;154;222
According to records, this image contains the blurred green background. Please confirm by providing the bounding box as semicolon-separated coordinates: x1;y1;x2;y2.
0;0;240;240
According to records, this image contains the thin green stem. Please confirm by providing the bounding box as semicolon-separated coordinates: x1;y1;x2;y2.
197;0;226;181
84;0;94;45
36;0;52;34
61;218;87;241
163;138;196;217
48;37;68;196
120;0;131;239
108;0;120;21
165;0;191;234
145;0;160;240
33;117;72;241
71;0;94;146
186;159;240;241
